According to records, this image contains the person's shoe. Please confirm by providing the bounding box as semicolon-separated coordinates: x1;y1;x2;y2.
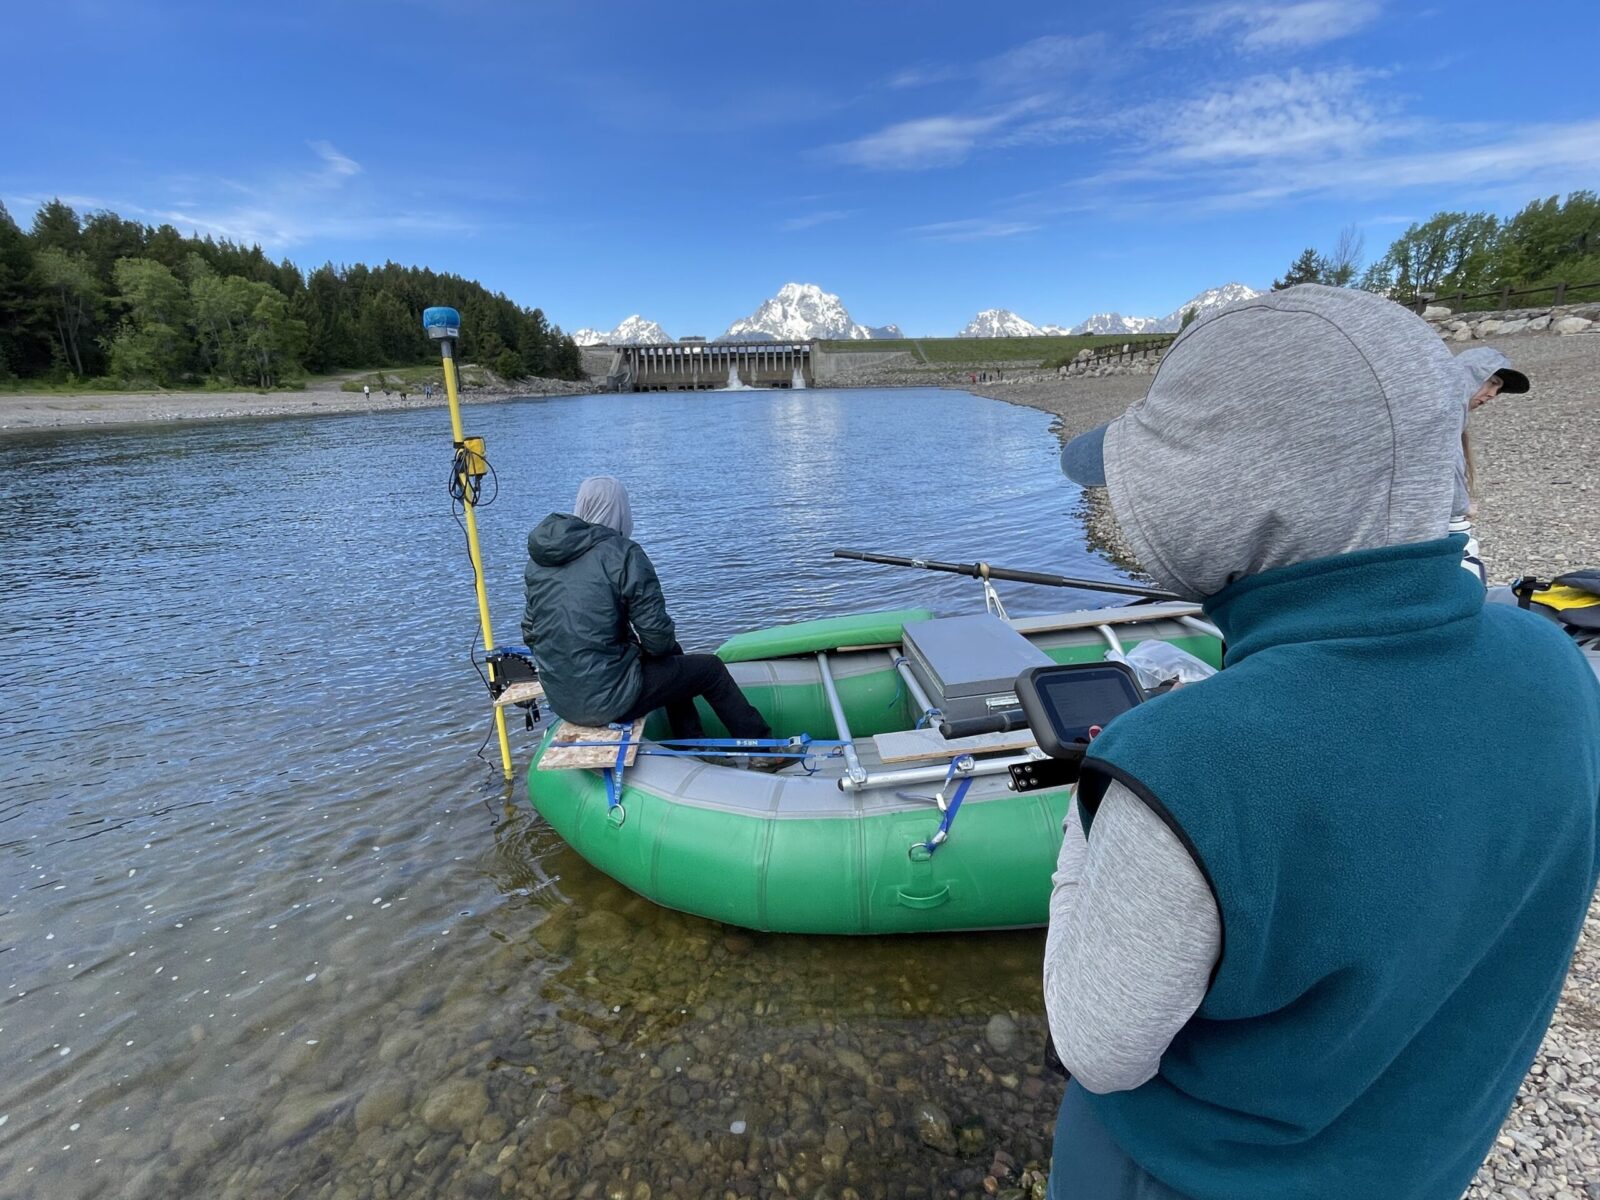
746;755;795;774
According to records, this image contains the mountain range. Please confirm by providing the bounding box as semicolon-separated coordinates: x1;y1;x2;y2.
571;281;1262;344
572;315;672;346
957;284;1263;338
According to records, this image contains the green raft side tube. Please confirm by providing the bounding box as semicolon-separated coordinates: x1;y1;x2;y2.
527;737;1071;935
715;608;935;663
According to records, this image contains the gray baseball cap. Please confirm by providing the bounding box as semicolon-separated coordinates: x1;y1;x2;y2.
1059;284;1462;598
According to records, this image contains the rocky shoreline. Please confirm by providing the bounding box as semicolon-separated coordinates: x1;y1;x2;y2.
973;328;1600;1200
0;373;601;435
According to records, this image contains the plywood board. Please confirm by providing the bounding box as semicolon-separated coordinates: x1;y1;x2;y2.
537;719;646;770
872;726;1038;764
494;680;546;708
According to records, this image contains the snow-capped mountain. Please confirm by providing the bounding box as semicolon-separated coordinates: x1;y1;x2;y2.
1067;283;1263;336
1072;312;1164;335
572;315;673;346
958;309;1042;338
1154;283;1261;331
722;283;901;341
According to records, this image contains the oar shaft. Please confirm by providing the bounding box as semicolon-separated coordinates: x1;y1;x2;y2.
831;548;1179;601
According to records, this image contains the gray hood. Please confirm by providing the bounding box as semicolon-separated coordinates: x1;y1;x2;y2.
572;475;633;538
1453;346;1528;396
1100;285;1462;599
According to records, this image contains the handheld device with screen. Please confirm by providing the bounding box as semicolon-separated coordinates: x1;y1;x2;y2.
1015;661;1145;759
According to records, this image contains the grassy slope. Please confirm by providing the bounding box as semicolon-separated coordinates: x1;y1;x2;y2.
819;333;1166;366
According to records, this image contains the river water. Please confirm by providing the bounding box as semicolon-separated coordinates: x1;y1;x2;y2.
0;387;1124;1200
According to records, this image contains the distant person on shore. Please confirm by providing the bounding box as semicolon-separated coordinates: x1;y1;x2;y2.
521;476;791;772
1049;285;1599;1200
1451;346;1530;582
363;383;370;401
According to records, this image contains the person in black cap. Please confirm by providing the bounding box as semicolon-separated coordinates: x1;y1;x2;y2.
1043;285;1598;1200
1451;347;1530;581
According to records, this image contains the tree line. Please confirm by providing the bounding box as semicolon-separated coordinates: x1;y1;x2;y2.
1273;191;1600;307
0;199;584;388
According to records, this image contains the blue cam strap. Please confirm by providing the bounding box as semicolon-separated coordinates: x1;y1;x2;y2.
602;722;633;817
912;755;975;858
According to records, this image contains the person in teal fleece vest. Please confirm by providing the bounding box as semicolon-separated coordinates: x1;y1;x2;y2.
1050;284;1600;1200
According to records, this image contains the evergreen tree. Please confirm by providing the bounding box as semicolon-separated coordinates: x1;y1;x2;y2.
0;203;47;379
30;200;83;254
1273;248;1326;290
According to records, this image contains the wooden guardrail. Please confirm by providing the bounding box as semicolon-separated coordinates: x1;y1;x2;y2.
1398;280;1600;314
1086;335;1176;362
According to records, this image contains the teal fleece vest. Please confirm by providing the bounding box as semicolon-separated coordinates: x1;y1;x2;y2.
1076;538;1600;1200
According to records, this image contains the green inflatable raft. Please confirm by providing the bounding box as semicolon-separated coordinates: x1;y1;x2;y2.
527;601;1222;934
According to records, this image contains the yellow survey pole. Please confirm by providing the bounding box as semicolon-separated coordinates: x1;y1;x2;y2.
424;306;514;779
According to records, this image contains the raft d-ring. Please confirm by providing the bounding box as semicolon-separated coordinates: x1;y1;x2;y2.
607;805;626;829
908;842;934;863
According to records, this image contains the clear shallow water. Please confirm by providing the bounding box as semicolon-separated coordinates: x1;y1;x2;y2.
0;387;1124;1199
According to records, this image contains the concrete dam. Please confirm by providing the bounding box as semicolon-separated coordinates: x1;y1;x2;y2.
605;340;813;392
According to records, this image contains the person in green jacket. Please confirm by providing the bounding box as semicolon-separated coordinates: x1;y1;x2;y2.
521;476;789;771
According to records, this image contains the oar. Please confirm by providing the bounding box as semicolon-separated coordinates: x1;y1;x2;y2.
831;548;1180;602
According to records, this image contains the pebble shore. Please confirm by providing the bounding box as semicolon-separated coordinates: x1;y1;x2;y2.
975;328;1600;1200
0;374;599;434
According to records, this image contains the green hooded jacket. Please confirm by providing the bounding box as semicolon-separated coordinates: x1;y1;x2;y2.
520;513;677;726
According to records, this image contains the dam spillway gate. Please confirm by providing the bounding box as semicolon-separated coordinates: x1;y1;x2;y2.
607;341;814;392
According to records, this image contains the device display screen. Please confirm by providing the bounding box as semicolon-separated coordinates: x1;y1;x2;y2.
1016;663;1144;759
1036;668;1140;741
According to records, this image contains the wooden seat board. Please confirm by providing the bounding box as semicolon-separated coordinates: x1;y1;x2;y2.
493;680;545;708
872;726;1038;764
537;718;647;769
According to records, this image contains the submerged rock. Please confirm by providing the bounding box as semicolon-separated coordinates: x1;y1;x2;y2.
419;1078;490;1133
913;1100;956;1154
355;1080;411;1133
984;1014;1019;1054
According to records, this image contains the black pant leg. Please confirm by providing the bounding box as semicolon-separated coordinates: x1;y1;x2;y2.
622;652;770;742
677;654;771;740
626;653;706;740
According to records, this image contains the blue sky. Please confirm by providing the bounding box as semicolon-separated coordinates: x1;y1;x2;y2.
5;0;1598;337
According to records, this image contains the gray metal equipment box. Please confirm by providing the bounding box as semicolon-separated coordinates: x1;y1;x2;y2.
901;613;1054;723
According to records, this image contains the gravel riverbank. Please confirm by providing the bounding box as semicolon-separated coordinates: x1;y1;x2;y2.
0;374;599;434
974;329;1600;1200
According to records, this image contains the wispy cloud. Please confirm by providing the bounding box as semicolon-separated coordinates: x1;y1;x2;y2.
11;141;472;250
909;218;1040;242
781;210;850;231
847;33;1110;170
979;33;1106;84
887;63;962;89
1052;96;1600;219
1176;0;1382;50
308;139;362;180
1159;67;1392;163
831;110;1021;170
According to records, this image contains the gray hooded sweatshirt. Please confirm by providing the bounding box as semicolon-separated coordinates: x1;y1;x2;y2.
1045;285;1462;1094
1449;346;1518;518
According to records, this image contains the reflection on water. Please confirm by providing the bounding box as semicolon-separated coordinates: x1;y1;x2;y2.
0;388;1117;1199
